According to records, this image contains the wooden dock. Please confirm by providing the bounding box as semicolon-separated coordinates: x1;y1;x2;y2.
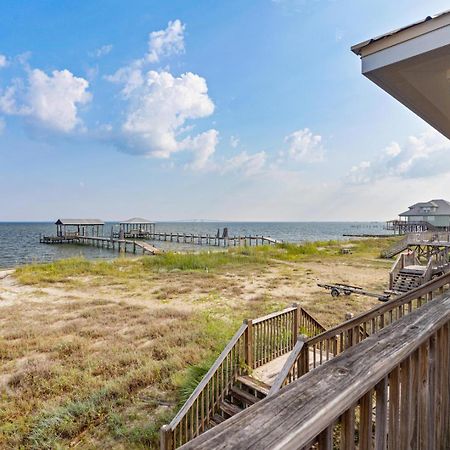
40;235;160;255
143;232;281;247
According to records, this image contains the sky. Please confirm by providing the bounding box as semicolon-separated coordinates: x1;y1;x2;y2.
0;0;449;222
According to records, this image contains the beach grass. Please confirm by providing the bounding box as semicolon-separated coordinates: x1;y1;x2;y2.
14;237;398;286
1;237;399;448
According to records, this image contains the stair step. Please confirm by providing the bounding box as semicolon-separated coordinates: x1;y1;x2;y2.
220;400;243;417
230;385;260;406
236;375;270;396
212;413;225;424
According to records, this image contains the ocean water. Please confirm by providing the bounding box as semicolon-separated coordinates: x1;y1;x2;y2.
0;221;392;269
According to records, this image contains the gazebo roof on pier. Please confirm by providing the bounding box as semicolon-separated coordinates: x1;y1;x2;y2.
55;219;105;225
119;217;154;224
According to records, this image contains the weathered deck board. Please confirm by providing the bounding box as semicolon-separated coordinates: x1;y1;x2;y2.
181;293;450;449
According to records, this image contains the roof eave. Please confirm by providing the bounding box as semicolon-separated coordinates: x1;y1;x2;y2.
352;10;450;57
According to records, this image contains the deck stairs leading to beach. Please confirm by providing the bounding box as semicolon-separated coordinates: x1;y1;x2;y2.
382;235;410;258
160;305;326;449
208;375;270;428
391;267;425;293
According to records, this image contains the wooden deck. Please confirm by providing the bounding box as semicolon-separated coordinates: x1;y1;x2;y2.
161;271;450;449
182;292;450;449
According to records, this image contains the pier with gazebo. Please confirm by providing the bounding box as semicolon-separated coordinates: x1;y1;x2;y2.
40;218;281;253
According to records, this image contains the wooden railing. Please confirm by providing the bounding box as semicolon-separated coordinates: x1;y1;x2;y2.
160;304;324;449
267;336;305;396
276;271;450;390
249;305;325;369
160;323;248;449
183;292;450;449
299;306;326;337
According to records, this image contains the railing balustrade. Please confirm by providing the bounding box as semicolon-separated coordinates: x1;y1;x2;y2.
182;292;450;450
160;304;325;449
273;271;450;391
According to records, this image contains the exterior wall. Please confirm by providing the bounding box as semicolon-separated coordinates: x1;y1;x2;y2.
407;215;450;226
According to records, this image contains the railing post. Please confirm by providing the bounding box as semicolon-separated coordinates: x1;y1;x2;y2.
292;303;299;344
160;425;173;450
299;342;310;376
244;319;253;370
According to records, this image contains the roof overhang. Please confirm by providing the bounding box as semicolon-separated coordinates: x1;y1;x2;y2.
352;11;450;139
55;219;105;225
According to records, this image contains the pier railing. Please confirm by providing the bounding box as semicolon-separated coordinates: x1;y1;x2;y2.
183;292;450;449
270;271;450;393
160;305;325;449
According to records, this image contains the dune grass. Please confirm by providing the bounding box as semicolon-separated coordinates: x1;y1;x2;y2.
14;237;397;286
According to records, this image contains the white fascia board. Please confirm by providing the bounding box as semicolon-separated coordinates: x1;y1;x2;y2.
361;25;450;73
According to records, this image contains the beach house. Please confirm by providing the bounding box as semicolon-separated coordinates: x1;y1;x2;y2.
387;198;450;233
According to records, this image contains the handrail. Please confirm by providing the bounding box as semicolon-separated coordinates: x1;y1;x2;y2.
182;293;450;449
308;270;450;345
166;322;247;430
299;306;326;335
421;256;434;283
252;306;296;325
267;337;305;396
161;304;322;449
272;270;450;390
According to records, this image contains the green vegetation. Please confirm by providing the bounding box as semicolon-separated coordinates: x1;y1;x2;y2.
15;237;398;286
2;237;398;448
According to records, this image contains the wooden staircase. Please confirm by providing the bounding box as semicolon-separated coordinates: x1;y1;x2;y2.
160;305;326;449
210;376;270;427
391;269;424;293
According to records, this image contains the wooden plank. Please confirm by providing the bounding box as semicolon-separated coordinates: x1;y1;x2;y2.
268;338;305;396
340;407;355;450
375;378;387;450
388;366;400;450
359;390;372;450
180;294;450;450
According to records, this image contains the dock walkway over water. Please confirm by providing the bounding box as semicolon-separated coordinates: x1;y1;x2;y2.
40;235;160;255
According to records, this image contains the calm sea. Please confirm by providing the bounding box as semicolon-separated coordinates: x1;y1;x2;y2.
0;222;392;269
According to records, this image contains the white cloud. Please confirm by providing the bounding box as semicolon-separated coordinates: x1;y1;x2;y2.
183;130;219;170
0;68;91;132
285;128;325;162
222;150;267;176
346;129;450;184
105;19;219;169
106;66;144;97
116;70;217;166
0;54;7;68
230;135;239;148
146;19;185;63
89;44;113;58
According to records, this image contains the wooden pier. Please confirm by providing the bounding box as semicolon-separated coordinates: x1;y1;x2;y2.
40;219;282;254
143;232;281;247
40;235;160;255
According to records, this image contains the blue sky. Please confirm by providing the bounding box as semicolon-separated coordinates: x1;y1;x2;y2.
0;0;449;221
